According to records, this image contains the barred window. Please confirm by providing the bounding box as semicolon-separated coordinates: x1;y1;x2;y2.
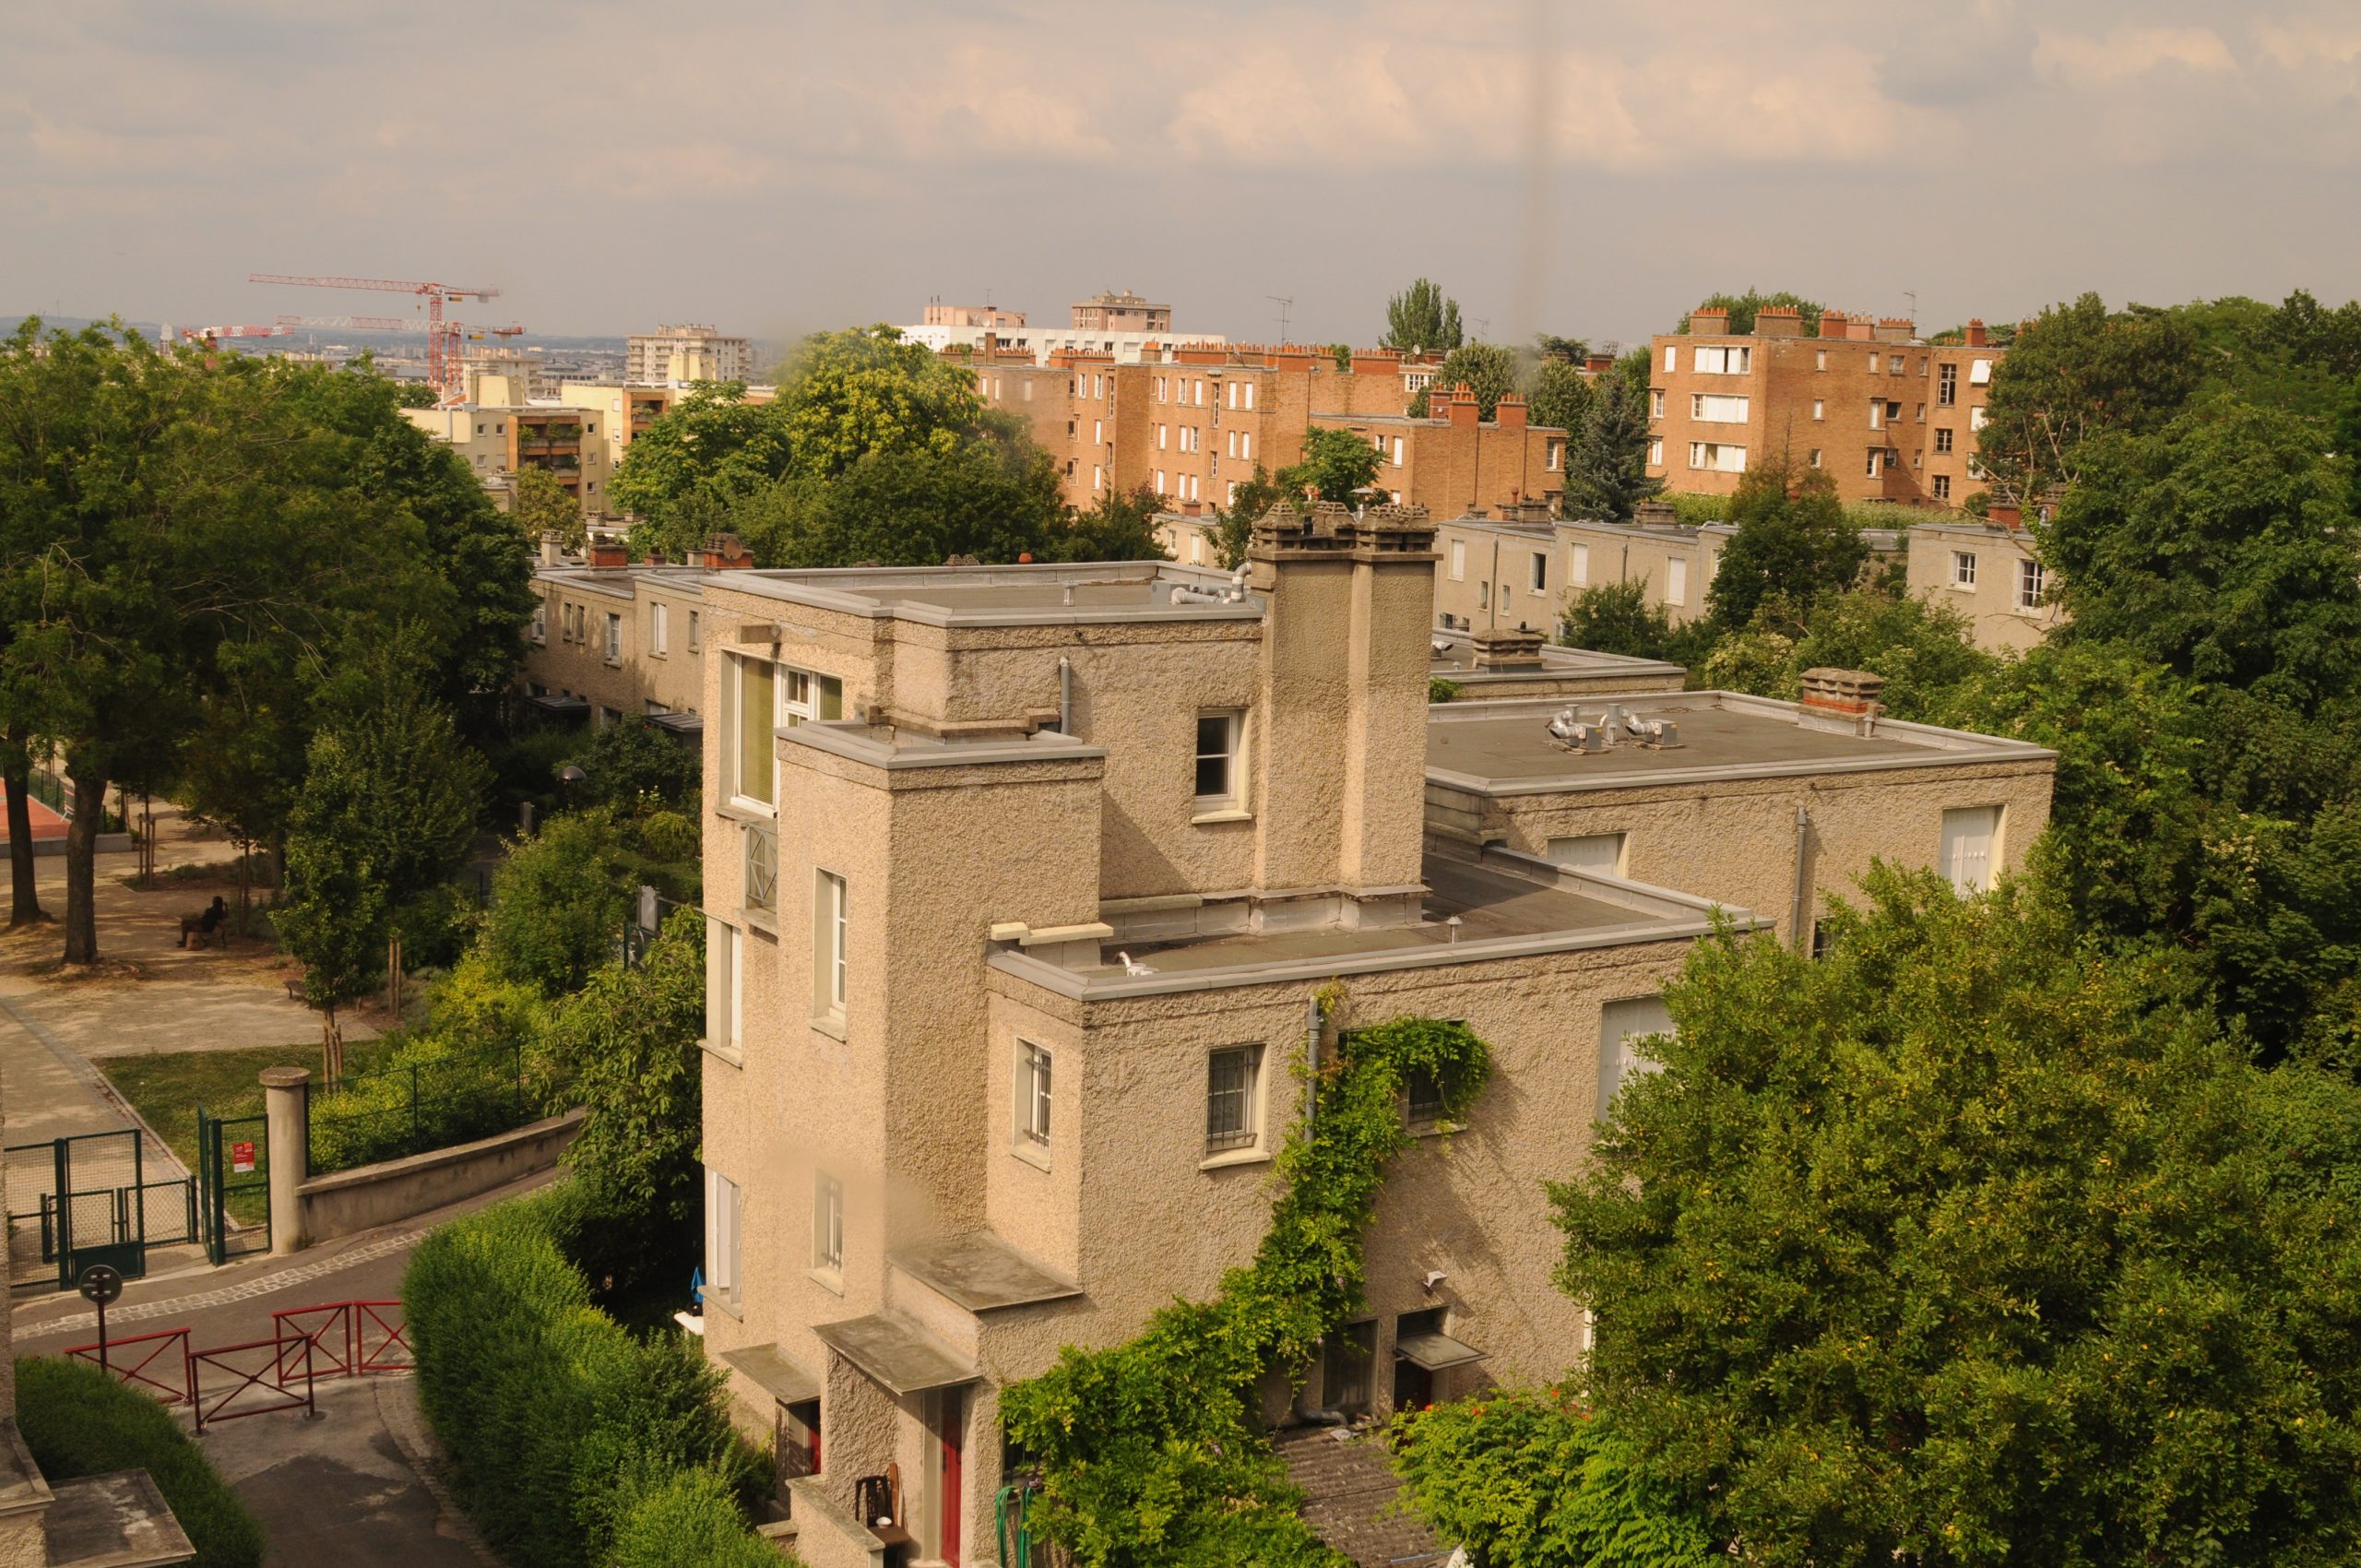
1205;1045;1263;1152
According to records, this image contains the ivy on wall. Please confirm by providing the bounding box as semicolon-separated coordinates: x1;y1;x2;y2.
999;1010;1494;1567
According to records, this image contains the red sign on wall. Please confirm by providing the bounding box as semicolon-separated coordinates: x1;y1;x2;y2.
231;1142;256;1174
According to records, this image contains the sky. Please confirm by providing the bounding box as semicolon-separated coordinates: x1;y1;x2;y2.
5;1;2357;349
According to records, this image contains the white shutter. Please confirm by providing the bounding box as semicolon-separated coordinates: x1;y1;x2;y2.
1547;832;1626;874
1667;559;1689;606
1572;543;1590;586
1597;996;1674;1118
1940;805;2001;894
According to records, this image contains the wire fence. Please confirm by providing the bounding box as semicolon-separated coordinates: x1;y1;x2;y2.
306;1045;575;1177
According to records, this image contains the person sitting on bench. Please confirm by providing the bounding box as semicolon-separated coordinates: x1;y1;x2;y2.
180;896;228;949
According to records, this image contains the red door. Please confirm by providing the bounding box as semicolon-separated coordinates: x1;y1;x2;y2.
938;1390;965;1566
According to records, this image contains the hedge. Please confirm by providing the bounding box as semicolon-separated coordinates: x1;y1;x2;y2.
403;1181;778;1567
14;1355;267;1568
1000;1009;1493;1566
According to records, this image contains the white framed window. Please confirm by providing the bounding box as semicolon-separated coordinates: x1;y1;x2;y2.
1890;354;1904;375
1692;345;1751;374
707;917;744;1051
1648;437;1664;467
814;870;848;1018
1815;349;1829;371
687;610;700;650
1546;440;1563;471
1449;540;1465;581
1093;464;1102;492
1155;375;1167;403
650;601;669;656
1242;382;1255;410
1933;474;1952;501
1970;405;1988;432
1687;442;1746;474
704;1167;742;1308
1691;393;1749;422
1240;431;1253;460
2017;558;2047;612
1935;428;1954;455
1869;401;1884;431
603;612;623;661
1811;399;1825;422
1649;389;1665;419
1547;832;1627;876
1938;363;1958;406
1226;481;1238;504
1093;419;1103;445
1155;469;1166;494
1867;449;1883;478
1571;542;1590;586
1188;473;1200;501
779;667;843;727
1015;1041;1052;1148
813;1172;843;1275
1952;550;1977;588
1662;344;1677;373
1205;1044;1264;1154
1194;710;1243;806
1597;996;1673;1118
1809;448;1823;469
1190;533;1204;564
1940;805;2003;894
1157;423;1168;450
1666;558;1689;607
1477;581;1490;611
1226;381;1239;409
1194;380;1205;406
1529;552;1548;594
1391;435;1404;466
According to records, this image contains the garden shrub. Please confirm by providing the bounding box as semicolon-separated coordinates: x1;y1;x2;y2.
1390;1384;1712;1568
307;1032;546;1173
1000;1011;1491;1567
403;1181;774;1568
14;1355;267;1568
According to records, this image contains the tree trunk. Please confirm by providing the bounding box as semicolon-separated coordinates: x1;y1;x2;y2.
321;1004;344;1086
61;761;105;966
4;758;42;928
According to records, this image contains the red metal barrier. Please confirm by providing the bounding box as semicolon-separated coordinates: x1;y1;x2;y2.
193;1331;314;1431
270;1300;410;1380
64;1326;194;1409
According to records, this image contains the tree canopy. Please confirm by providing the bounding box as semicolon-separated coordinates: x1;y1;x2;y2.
1974;293;2205;499
1679;290;1826;337
1557;870;2361;1568
1383;278;1464;353
1284;426;1385;506
1560;374;1662;522
1703;454;1869;628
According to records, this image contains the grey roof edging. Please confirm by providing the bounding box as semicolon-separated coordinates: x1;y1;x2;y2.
781;722;1107;771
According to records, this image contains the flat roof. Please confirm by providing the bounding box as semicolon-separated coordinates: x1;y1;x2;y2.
1426;630;1686;684
995;850;1743;999
1427;692;2054;794
886;1232;1083;1313
715;561;1265;628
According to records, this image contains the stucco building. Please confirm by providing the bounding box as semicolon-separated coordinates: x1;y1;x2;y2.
403;400;615;514
1904;518;2063;652
626;323;754;386
675;505;2054;1565
1647;309;2004;508
1070;289;1169;334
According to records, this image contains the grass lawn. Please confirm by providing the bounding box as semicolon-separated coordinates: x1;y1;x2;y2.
101;1040;397;1228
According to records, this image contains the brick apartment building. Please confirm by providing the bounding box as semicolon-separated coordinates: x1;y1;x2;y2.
969;343;1568;517
512;505;2065;1566
1647;307;2005;508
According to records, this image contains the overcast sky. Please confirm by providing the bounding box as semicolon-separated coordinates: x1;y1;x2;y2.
6;1;2356;348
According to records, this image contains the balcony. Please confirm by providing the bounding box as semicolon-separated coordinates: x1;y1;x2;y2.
743;821;777;915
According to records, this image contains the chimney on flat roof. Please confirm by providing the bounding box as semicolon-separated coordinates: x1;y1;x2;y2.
587;540;629;569
1797;668;1886;736
1845;315;1875;342
1755;307;1804;338
1470;624;1546;670
1494;394;1527;431
1964;318;1989;348
1445;384;1480;429
1818;311;1848;339
1689;305;1730;335
1875;316;1916;344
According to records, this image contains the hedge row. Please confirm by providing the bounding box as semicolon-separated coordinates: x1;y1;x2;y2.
14;1355;267;1568
402;1181;779;1568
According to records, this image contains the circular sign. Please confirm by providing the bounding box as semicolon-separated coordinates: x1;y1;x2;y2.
77;1264;123;1307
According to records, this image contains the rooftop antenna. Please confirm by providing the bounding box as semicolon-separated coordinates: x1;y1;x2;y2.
1268;294;1293;341
1904;290;1917;327
1474;316;1492;341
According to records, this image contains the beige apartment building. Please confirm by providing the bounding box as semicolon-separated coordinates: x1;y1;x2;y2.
518;540;762;731
972;344;1564;517
1070;289;1169;333
627;323;754;386
679;505;2053;1565
1905;518;2063;652
1648;308;2004;508
1430;505;1904;634
922;301;1027;329
403;401;615;513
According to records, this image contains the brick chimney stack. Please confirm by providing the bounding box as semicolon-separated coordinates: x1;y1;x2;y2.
587;540;629;569
1819;311;1848;339
1755;307;1804;338
1445;384;1480;429
1964;318;1989;348
1494;394;1528;430
1689;306;1731;335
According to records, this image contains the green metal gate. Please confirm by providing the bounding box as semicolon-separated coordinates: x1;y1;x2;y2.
197;1107;271;1265
3;1127;193;1289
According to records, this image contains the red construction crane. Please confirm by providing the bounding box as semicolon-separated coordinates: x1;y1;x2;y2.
248;273;504;401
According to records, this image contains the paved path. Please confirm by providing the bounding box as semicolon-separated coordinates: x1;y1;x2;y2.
16;1170;555;1568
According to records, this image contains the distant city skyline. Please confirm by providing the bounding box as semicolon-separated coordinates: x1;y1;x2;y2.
6;1;2356;348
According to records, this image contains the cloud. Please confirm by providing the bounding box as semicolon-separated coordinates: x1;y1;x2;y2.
2035;24;2238;85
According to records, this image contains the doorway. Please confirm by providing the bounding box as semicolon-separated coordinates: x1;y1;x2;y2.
932;1388;966;1566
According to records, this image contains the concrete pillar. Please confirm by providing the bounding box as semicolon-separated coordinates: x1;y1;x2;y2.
262;1066;310;1257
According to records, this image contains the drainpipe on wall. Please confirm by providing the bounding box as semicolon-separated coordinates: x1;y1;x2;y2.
1057;657;1073;734
1789;806;1812;951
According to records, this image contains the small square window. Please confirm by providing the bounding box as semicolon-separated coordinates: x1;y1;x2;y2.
1205;1045;1263;1152
1406;1067;1446;1128
1933;474;1952;501
1952;550;1977;587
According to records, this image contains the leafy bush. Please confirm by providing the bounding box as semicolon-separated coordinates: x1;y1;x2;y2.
552;909;706;1243
15;1355;267;1568
307;1035;546;1173
572;719;700;813
1391;1385;1711;1568
1429;678;1464;704
481;807;639;995
1001;1012;1492;1566
404;1182;773;1568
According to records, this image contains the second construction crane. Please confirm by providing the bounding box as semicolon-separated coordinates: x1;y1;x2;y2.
248;273;510;402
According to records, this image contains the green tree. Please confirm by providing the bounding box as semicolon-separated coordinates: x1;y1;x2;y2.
1560;374;1661;522
774;324;990;481
549;907;706;1227
1558;581;1679;661
275;731;391;1077
1413;342;1518;419
608;383;792;558
1699;588;1993;723
571;717;699;813
1525;359;1596;437
1046;484;1171;564
1677;289;1825;337
1556;870;2361;1568
480;807;638;997
2341;374;2361;523
511;465;585;552
733;436;1065;568
1533;333;1590;364
1211;465;1290;568
1703;454;1869;627
1975;292;2204;498
1281;426;1384;506
1383;278;1464;353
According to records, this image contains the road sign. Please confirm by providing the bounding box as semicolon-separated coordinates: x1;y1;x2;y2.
231;1142;256;1174
77;1263;123;1307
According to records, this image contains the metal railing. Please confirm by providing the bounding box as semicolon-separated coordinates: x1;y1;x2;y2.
305;1044;568;1176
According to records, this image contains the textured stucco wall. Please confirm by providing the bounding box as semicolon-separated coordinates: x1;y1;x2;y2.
1905;524;2064;653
